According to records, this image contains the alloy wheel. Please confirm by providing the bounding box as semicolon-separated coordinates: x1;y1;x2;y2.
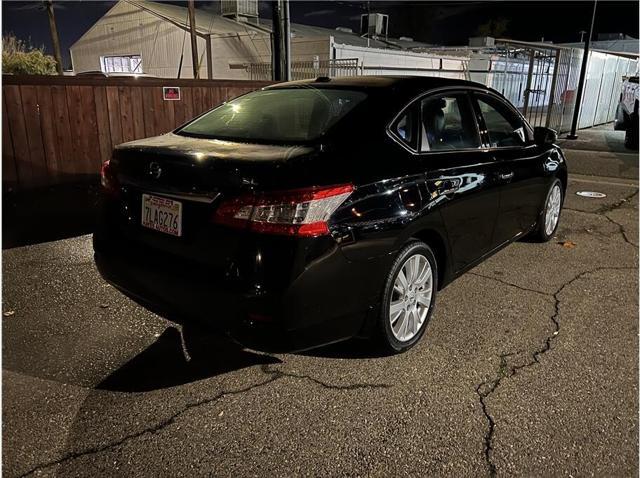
545;184;562;236
389;254;433;342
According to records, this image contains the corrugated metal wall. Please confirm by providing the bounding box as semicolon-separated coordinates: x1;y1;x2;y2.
578;51;637;129
70;1;208;79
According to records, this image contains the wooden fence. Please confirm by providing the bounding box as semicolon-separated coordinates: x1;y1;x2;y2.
2;76;273;191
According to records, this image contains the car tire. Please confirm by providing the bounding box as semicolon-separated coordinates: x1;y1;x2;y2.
376;241;438;353
531;178;563;242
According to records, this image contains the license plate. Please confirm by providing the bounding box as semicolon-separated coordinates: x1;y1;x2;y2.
141;194;182;237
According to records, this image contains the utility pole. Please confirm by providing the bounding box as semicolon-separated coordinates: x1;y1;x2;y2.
366;1;370;48
188;0;199;79
567;0;597;139
45;0;64;75
271;1;281;81
579;30;586;42
282;0;290;81
271;0;291;81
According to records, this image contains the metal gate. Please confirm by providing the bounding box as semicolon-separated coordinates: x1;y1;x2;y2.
493;40;637;133
489;41;580;131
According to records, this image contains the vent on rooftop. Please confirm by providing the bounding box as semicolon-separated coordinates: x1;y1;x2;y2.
360;13;389;39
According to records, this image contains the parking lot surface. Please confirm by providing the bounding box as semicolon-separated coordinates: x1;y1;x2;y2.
3;173;638;477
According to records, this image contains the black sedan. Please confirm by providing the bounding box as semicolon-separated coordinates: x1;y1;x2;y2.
94;76;566;353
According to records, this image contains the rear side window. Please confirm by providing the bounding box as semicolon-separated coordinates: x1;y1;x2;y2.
475;94;527;148
391;103;419;150
178;88;367;142
420;94;481;152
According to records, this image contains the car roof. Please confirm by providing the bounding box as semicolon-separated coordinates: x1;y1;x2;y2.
264;76;498;107
266;75;488;92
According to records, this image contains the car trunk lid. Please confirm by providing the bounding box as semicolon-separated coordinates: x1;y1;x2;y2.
106;133;321;271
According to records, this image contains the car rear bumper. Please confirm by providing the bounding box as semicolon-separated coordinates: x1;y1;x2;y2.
93;231;386;352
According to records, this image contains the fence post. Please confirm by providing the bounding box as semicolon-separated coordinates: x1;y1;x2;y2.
567;0;597;139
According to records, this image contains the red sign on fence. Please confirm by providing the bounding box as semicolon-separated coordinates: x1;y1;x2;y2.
163;87;181;101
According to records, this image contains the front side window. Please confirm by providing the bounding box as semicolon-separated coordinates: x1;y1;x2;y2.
420;94;481;152
476;94;527;148
179;88;367;143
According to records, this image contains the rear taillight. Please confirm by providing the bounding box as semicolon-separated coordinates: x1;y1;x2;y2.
100;160;120;197
213;184;353;237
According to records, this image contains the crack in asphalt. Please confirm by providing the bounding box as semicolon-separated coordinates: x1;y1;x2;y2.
563;187;638;246
261;364;391;391
468;272;550;297
17;364;388;478
562;207;637;246
594;189;638;215
603;212;638;246
475;266;638;477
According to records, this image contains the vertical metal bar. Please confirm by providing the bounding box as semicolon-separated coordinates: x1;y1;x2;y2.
532;53;541;126
502;46;509;96
546;49;561;128
558;49;574;132
523;49;536;117
519;54;527;110
532;51;544;126
591;54;608;126
538;53;548;126
282;0;291;81
540;52;552;126
271;28;281;81
568;0;597;138
538;51;551;127
533;53;542;126
206;35;213;79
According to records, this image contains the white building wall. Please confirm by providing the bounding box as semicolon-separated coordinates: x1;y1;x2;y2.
332;42;467;78
211;34;330;80
70;1;208;78
211;33;271;80
71;2;332;80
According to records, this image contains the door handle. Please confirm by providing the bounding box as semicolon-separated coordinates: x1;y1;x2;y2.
433;178;461;196
498;171;514;181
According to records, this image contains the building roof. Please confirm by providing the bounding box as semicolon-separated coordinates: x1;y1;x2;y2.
125;0;434;50
559;39;639;55
126;0;262;36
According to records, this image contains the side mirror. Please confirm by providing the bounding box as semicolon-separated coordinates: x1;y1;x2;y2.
534;126;558;146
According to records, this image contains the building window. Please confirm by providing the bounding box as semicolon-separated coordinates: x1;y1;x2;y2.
101;55;143;74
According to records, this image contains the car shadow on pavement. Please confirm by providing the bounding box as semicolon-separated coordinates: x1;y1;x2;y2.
98;327;281;393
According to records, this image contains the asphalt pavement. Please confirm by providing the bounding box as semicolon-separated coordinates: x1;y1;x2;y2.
3;128;639;476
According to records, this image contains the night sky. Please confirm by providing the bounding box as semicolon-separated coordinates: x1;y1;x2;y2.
2;0;639;70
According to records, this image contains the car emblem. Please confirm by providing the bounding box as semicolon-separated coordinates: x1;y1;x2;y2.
148;162;162;179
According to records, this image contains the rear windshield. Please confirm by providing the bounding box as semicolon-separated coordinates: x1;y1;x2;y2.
177;87;367;142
